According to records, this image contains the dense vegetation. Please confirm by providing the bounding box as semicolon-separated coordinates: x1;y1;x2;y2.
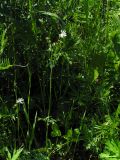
0;0;120;159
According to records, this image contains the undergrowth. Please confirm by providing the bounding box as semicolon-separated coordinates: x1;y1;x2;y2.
0;0;120;159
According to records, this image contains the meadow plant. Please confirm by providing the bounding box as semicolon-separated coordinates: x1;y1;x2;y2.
0;0;120;159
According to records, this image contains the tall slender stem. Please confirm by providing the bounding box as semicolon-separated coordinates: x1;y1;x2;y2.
46;67;52;147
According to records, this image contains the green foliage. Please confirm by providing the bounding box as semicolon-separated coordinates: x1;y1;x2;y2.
99;139;120;160
0;58;12;70
83;102;120;153
0;26;7;55
0;0;120;159
20;150;49;160
51;123;61;137
63;128;80;143
5;147;23;160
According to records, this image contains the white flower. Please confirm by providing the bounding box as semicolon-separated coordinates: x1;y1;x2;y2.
16;98;24;104
59;30;67;38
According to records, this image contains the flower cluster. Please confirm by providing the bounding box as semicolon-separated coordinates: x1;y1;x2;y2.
59;30;67;38
16;98;24;104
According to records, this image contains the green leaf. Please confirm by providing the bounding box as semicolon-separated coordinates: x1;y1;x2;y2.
0;58;12;70
115;103;120;117
64;129;73;140
93;68;99;81
29;112;38;150
51;129;61;137
51;123;61;137
39;11;60;20
38;11;64;25
12;147;23;160
72;128;80;142
0;28;7;55
99;140;120;160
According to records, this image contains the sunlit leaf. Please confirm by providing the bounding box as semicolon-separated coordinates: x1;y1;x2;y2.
93;68;99;81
